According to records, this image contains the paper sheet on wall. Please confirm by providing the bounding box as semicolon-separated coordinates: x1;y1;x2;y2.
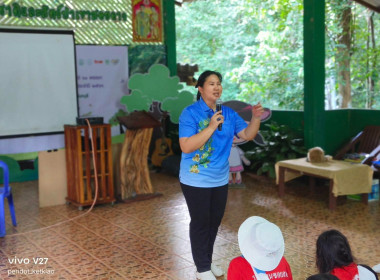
76;45;129;136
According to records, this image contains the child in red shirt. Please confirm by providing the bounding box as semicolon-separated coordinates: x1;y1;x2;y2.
315;229;378;280
227;216;293;280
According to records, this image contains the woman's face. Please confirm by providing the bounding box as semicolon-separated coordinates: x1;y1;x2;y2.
199;74;222;103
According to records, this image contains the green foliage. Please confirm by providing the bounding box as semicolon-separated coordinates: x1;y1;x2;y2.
229;0;304;110
176;0;256;100
325;1;380;109
176;0;380;110
176;0;304;109
245;121;307;178
128;45;166;75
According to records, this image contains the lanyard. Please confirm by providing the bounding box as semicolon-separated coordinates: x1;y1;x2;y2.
252;267;270;280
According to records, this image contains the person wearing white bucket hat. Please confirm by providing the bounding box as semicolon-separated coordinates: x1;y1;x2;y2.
227;216;293;280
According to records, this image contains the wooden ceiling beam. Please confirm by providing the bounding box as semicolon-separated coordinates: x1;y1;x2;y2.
353;0;380;13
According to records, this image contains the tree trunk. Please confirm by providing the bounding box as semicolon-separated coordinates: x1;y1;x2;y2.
366;10;376;109
337;2;352;108
120;128;154;199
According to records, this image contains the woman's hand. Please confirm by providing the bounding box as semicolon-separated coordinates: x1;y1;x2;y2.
179;110;224;154
238;102;263;141
252;103;264;119
209;110;224;130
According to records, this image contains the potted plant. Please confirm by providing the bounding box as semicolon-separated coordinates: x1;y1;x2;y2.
245;121;307;178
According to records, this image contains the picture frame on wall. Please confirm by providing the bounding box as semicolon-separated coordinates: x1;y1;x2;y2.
132;0;163;43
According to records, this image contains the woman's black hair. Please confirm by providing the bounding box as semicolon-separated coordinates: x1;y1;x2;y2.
306;273;339;280
195;70;222;100
316;230;355;273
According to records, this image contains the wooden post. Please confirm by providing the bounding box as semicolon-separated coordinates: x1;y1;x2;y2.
328;180;336;211
278;166;286;197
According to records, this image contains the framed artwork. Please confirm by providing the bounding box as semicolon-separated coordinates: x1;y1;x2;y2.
132;0;163;43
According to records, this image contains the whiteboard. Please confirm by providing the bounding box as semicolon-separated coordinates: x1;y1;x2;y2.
0;29;78;137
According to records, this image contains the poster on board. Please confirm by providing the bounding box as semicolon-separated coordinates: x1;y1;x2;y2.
76;45;129;136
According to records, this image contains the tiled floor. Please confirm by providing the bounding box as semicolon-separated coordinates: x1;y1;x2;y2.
1;171;379;279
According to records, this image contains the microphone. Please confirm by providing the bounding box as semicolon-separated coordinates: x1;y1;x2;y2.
216;100;222;131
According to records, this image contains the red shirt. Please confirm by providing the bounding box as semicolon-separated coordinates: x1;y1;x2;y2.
331;263;359;280
227;256;293;280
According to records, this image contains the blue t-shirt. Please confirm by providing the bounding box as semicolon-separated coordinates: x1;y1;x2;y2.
179;98;248;187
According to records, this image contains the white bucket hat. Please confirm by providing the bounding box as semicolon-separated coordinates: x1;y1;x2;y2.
238;216;285;271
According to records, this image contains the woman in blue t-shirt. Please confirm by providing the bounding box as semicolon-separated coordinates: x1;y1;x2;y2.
179;70;264;280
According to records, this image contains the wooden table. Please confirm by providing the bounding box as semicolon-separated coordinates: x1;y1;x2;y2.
275;158;373;210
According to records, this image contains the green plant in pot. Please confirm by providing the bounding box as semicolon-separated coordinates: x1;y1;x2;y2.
245;121;307;178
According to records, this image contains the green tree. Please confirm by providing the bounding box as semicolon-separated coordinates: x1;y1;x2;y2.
176;0;380;110
229;0;304;110
176;0;304;109
176;0;258;100
325;0;380;109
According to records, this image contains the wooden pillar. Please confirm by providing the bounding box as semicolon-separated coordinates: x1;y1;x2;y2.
163;0;177;76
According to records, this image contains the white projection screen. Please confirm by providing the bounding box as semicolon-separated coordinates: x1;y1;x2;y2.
0;29;78;137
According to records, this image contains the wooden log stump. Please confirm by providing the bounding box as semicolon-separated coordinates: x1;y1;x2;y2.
120;128;154;199
117;111;162;201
